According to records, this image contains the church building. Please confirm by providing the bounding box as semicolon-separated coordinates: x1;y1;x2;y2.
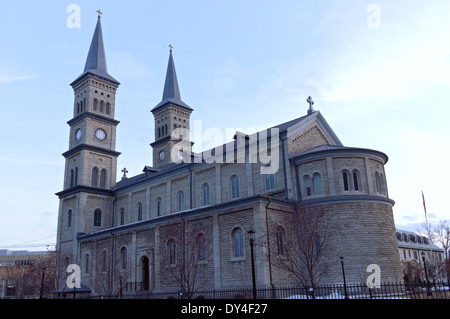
56;14;403;297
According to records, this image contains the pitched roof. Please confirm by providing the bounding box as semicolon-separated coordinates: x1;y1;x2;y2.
71;17;119;86
151;50;192;112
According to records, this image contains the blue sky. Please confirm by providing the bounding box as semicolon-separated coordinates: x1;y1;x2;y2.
1;1;449;250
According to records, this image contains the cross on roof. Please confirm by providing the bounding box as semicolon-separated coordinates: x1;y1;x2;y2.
122;167;128;178
307;96;315;115
97;9;102;18
169;44;173;52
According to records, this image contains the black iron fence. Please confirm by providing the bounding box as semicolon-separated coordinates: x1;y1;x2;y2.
100;281;450;299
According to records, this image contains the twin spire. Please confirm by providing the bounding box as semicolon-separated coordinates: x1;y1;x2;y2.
75;11;191;112
152;44;192;112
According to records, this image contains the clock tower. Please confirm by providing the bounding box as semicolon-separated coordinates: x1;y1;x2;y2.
150;46;193;168
56;13;120;263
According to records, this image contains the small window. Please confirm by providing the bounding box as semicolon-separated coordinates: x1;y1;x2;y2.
375;172;381;193
137;203;143;221
313;173;322;195
120;208;125;225
231;175;240;199
276;226;286;255
70;169;74;188
197;234;207;262
67;209;72;228
343;171;350;191
101;250;107;272
202;183;210;206
94;209;101;227
84;254;89;274
106;102;111;114
156;197;162;216
178;191;185;211
353;170;361;191
91;167;99;187
265;174;275;191
100;100;104;113
93;98;98;111
233;228;244;258
121;247;127;269
74;167;78;186
100;169;107;188
168;239;176;265
304;175;312;196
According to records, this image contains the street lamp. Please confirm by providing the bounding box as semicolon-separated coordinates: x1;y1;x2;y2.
421;252;432;297
39;267;46;299
340;256;348;299
248;228;257;300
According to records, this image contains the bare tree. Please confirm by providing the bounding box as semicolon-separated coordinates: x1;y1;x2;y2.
160;221;208;299
270;204;341;290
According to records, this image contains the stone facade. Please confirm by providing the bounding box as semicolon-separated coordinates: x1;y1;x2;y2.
55;16;404;297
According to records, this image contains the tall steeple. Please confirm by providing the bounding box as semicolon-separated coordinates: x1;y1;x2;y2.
152;45;192;112
150;45;193;168
71;12;119;86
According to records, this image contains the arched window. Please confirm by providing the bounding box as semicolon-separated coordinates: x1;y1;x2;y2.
70;169;74;188
100;169;107;188
157;127;161;138
67;209;72;228
93;98;98;111
91;167;99;187
265;173;275;191
165;124;168;136
84;253;89;274
106;102;111;114
231;175;240;199
121;247;127;269
168;239;176;265
178;191;185;211
202;183;210;206
304;175;312;196
83;98;86;112
375;172;381;193
232;228;244;258
313;173;322;195
94;209;101;227
100;100;104;113
197;234;207;262
343;170;350;191
276;226;286;255
120;207;125;225
156;197;162;216
76;102;80;114
74;167;78;186
352;170;361;191
101;250;107;272
137;203;143;221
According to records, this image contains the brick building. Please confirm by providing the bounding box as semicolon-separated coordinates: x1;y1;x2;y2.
55;15;403;297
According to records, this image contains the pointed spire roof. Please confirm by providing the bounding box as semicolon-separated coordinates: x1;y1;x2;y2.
71;14;119;86
152;46;192;112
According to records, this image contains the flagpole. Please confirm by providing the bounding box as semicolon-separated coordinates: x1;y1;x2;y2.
421;191;433;271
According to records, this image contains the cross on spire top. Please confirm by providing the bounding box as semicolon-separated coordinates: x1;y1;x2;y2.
97;9;102;18
169;44;173;52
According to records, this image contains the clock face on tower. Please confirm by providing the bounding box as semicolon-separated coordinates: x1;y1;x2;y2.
75;129;82;141
95;128;107;141
159;150;165;161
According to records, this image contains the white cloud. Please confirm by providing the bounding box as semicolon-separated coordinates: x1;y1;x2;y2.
0;74;37;84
